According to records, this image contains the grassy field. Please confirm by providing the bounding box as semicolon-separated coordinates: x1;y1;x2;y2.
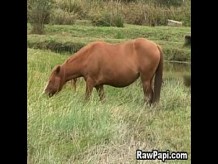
27;46;190;163
27;22;191;62
28;20;191;163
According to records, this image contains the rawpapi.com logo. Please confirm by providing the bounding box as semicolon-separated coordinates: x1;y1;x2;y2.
136;149;188;162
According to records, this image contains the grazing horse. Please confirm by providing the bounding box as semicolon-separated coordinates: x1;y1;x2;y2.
44;38;163;105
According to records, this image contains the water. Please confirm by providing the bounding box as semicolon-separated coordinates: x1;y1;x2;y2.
164;62;190;73
164;61;191;81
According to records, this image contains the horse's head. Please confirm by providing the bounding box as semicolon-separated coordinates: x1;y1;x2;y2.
44;65;64;97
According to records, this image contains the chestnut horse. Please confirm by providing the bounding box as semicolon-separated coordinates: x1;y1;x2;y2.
44;38;163;104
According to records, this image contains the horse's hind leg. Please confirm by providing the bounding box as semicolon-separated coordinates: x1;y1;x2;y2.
95;85;105;102
141;77;154;105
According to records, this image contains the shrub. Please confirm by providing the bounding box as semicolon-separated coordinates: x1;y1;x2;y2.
122;3;168;26
27;0;53;34
122;3;146;25
54;0;87;19
89;1;124;27
144;4;169;26
122;1;190;26
90;12;124;27
50;8;77;25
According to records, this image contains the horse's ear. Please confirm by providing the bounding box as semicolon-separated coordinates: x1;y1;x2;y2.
55;65;61;74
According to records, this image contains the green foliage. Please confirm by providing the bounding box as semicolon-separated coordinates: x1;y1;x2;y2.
115;32;124;39
27;23;191;62
155;0;184;7
54;0;88;19
163;46;190;61
89;1;124;27
27;35;85;54
27;34;189;62
28;0;190;27
27;0;54;34
35;0;190;27
122;3;146;25
90;12;124;27
56;0;81;13
50;8;77;25
122;2;190;26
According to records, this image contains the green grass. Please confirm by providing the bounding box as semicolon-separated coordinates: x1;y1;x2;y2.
27;23;191;62
28;48;190;163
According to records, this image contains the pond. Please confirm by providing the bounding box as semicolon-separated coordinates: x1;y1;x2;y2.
164;61;190;72
164;61;191;86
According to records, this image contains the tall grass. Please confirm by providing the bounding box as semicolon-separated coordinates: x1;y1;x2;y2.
122;1;190;26
28;0;191;27
50;8;77;25
28;48;191;163
88;0;124;27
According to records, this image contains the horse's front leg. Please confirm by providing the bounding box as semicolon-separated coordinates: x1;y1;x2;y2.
71;78;77;91
85;78;94;101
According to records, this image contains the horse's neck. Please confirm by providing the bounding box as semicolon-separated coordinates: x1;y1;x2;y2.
63;56;84;81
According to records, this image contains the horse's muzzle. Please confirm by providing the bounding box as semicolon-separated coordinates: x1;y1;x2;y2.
48;93;54;97
42;89;54;98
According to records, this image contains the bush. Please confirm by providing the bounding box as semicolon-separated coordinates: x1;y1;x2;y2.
28;0;190;27
27;0;53;34
90;11;124;27
89;1;124;28
122;3;168;26
122;1;190;26
54;0;87;19
122;3;146;25
50;8;77;25
144;5;169;26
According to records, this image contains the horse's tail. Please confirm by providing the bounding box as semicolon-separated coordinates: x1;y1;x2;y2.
153;45;164;103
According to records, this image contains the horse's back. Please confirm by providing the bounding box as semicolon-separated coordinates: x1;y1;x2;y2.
101;38;160;61
70;38;159;60
83;38;160;71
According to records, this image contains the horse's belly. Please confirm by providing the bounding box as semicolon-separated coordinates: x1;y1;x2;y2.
95;55;140;87
103;72;140;87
